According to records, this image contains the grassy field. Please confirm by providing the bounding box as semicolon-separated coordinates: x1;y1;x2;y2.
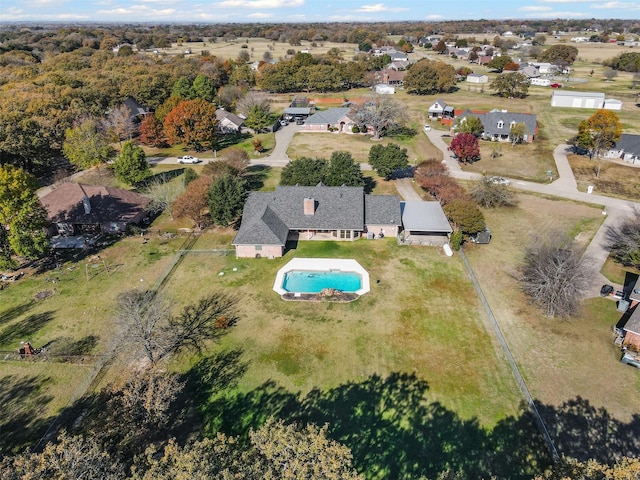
464;192;640;421
156;38;359;63
164;236;521;427
567;154;640;199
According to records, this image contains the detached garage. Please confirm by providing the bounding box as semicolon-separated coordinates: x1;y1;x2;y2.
400;201;452;246
551;91;605;109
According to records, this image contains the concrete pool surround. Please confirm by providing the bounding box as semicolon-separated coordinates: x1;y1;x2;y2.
273;258;370;297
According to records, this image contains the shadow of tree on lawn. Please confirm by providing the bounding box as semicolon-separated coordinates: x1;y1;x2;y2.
0;374;53;456
192;353;550;480
0;311;56;347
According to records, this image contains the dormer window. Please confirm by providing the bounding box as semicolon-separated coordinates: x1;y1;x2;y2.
497;120;504;128
510;121;517;129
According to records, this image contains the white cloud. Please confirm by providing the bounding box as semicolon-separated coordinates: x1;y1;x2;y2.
591;1;640;10
214;0;303;8
97;5;176;16
519;6;553;11
248;12;274;17
539;0;588;3
356;3;407;12
425;14;443;19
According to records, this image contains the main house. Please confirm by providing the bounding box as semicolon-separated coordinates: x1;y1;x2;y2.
232;185;402;258
302;107;365;133
455;109;537;142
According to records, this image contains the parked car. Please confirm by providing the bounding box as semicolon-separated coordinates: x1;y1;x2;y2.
295;117;304;125
178;155;201;164
469;228;492;244
279;119;288;126
423;124;432;133
488;176;510;186
550;83;562;88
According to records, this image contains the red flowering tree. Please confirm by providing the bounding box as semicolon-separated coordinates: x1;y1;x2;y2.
449;133;480;164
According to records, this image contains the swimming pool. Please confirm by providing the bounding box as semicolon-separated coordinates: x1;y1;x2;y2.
273;258;370;297
282;270;362;293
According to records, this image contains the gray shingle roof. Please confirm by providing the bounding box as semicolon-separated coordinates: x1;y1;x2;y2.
615;134;640;157
305;108;352;125
459;110;537;137
365;195;402;226
232;185;366;246
401;201;452;233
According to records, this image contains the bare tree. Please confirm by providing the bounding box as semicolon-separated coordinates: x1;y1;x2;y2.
520;233;592;318
603;69;618;82
349;96;407;140
236;91;270;118
145;175;186;220
116;290;238;364
104;104;136;144
116;290;174;364
604;206;640;269
471;176;516;208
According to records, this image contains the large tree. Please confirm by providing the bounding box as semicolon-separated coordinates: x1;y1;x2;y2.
490;72;530;98
537;44;578;65
442;198;485;234
139;114;166;147
510;122;528;146
63;117;115;171
280;157;327;186
471;176;516;208
136;419;363;480
323;151;365;187
0;165;49;269
207;174;247;227
449;133;480;164
605;206;640;269
172;174;214;230
404;59;456;95
163;99;218;151
454;115;484;137
113;140;151;186
486;55;514;72
520;233;591;318
368;143;409;180
573;109;622;178
349;96;406;140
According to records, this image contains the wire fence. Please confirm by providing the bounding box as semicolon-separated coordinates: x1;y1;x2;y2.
459;248;560;461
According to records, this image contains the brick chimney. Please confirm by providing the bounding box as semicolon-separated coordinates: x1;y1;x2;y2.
303;197;315;215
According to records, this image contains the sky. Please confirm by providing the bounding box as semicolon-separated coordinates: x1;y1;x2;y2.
1;0;639;23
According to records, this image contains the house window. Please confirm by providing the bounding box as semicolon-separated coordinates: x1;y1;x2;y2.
338;230;351;239
497;120;504;128
255;245;262;251
510;121;516;129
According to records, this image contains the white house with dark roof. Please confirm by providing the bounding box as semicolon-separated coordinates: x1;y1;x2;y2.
215;109;244;134
455;109;537;142
605;134;640;165
428;99;455;120
232;185;402;258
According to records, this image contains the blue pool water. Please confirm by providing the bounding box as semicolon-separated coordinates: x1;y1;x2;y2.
282;270;362;293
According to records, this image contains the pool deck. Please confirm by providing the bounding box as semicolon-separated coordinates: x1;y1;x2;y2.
273;258;370;296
